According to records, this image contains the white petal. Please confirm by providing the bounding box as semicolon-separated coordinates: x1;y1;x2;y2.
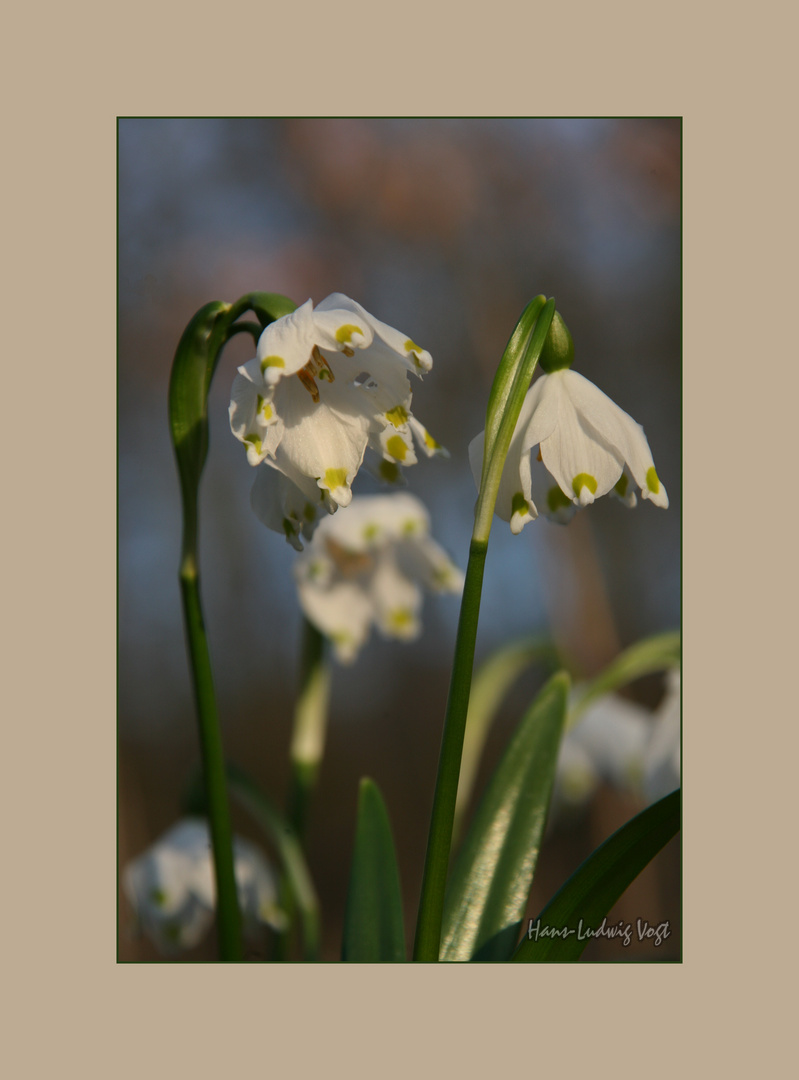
395;535;465;594
271;375;370;507
643;669;681;802
533;374;625;504
311;305;374;353
250;463;326;550
256;299;317;381
295;576;374;663
569;695;650;793
369;549;424;641
528;454;577;524
409;416;448;458
560;370;668;509
376;422;418;467
316;293;432;374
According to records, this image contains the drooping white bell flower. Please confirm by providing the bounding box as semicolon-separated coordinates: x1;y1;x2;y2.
123;818;285;955
553;668;681;817
554;693;652;811
643;668;681;802
230;294;444;531
469;310;668;531
293;492;464;663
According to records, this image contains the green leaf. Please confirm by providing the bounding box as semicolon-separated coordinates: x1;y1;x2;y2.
440;671;570;961
511;789;680;962
454;635;559;841
570;632;681;724
342;779;406;962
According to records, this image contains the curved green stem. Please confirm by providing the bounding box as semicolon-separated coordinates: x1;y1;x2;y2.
169;293;298;961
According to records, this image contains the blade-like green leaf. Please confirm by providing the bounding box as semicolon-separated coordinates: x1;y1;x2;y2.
440;671;569;961
454;636;560;841
512;789;680;962
569;631;681;724
342;778;406;962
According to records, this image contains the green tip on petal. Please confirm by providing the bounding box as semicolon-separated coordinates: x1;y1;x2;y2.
547;486;573;513
363;523;379;540
385;405;410;428
388;608;414;630
303;502;316;524
335;323;363;345
646;466;660;494
386;434;408;462
572;472;598;498
244;434;263;455
511;492;531;518
539;311;574;373
260;355;285;373
614;473;629;497
324;467;348;492
402;518;420;536
149;888;168;908
283;517;298;538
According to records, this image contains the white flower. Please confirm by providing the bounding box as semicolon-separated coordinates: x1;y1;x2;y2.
469;368;668;531
123;818;284;954
553;668;681;815
293;492;464;663
230;294;444;544
555;693;651;811
643;668;681;802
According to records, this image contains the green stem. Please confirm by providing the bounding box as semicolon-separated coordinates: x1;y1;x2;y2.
179;554;243;961
287;619;332;843
413;538;488;961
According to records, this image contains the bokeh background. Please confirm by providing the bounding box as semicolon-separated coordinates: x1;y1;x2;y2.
118;117;681;961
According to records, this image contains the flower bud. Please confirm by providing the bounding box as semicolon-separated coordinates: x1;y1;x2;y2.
539;311;574;373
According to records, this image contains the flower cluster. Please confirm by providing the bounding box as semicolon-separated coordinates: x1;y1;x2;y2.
553;669;681;815
293;492;464;663
470;366;668;531
230;294;444;548
123;818;285;954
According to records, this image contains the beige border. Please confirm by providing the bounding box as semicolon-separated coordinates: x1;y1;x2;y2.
7;0;791;1075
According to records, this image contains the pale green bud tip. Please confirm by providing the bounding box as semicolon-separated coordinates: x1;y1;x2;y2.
539;311;574;373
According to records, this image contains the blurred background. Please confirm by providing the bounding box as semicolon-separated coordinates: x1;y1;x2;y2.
118;117;681;961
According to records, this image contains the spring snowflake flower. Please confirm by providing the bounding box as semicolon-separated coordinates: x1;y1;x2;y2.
554;694;651;810
553;668;681;815
123;818;285;954
469;312;668;530
293;492;464;663
230;294;444;545
643;667;681;802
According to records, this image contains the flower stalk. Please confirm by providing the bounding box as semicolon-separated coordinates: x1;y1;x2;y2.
287;618;333;842
169;293;298;961
413;298;556;961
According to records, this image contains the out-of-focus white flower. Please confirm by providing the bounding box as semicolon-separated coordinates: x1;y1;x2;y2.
554;694;652;811
230;294;444;546
293;492;463;663
123;818;284;955
643;668;681;802
469;368;668;532
553;669;681;817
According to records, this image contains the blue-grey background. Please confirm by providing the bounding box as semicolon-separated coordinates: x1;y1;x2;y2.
119;118;681;960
